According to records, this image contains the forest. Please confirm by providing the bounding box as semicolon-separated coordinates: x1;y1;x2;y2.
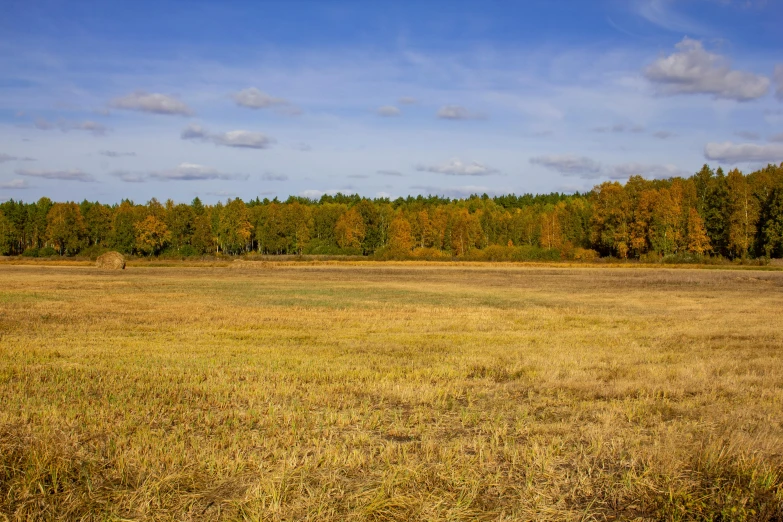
2;163;783;261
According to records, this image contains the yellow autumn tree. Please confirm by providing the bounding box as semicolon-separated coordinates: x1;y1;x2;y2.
46;202;87;255
135;215;171;256
726;169;759;258
539;206;563;250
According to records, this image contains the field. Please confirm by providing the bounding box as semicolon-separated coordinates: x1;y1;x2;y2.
1;262;782;521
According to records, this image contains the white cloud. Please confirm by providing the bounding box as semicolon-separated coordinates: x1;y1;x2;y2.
0;153;35;163
436;105;484;120
181;125;274;149
16;168;95;182
231;87;286;108
299;189;341;199
231;87;295;112
376;105;400;117
775;64;783;101
212;130;274;149
704;141;783;164
110;91;193;115
0;179;30;189
609;162;688;180
415;159;498;176
644;38;770;101
530;154;602;178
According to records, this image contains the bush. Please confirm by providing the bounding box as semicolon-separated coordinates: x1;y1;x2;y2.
410;247;452;261
79;244;111;260
21;248;39;257
303;239;361;256
38;246;58;257
571;248;600;262
477;245;515;261
510;245;561;261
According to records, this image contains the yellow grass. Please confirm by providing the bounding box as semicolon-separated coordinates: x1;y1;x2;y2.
1;263;782;520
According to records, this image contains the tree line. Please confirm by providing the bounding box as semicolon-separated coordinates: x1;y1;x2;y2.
2;163;782;260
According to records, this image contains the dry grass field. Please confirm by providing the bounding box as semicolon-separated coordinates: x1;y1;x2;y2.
1;263;782;521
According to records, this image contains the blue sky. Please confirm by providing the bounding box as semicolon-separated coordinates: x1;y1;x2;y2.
1;0;782;203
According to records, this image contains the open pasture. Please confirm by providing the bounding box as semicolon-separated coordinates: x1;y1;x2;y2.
1;263;782;520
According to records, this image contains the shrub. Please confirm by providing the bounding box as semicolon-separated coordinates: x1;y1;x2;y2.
38;246;58;257
410;247;452;261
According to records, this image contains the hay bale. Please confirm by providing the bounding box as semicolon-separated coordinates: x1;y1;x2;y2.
96;251;126;270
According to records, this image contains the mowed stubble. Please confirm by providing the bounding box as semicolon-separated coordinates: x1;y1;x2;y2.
1;263;782;520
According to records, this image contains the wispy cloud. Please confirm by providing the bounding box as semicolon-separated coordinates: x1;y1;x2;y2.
0;153;35;163
299;188;344;199
415;159;498;176
704;141;783;164
436;105;485;120
112;163;244;182
644;38;770;101
181;124;274;149
652;130;675;139
530;155;602;178
33;118;108;135
775;64;783;101
231;87;300;114
110;91;193;116
110;170;147;183
376;105;400;117
377;170;403;177
261;172;288;181
0;179;30;189
398;97;417;105
609;162;688;180
633;0;710;35
16;168;95;182
593;123;645;133
99;150;136;158
151;163;243;181
410;184;496;198
769;132;783;143
735;131;760;141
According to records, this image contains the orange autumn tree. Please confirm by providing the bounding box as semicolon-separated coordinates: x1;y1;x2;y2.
335;207;365;250
685;208;711;255
387;214;413;253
